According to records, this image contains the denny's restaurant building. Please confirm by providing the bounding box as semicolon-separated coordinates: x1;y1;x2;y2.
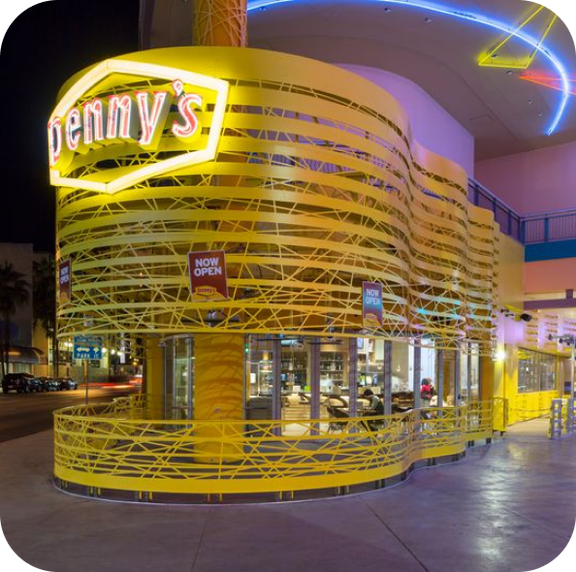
50;47;500;501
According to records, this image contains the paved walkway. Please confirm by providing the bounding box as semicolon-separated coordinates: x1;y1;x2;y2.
0;420;574;572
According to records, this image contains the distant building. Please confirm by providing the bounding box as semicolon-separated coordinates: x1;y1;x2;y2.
0;243;48;374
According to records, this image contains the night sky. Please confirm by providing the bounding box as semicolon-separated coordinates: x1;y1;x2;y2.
1;0;140;253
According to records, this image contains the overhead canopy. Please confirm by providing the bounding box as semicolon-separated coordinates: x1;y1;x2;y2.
7;346;47;365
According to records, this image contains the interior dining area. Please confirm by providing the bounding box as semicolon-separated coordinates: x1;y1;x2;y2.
161;334;481;434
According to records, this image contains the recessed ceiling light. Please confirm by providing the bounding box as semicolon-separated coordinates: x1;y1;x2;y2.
506;70;514;75
424;17;432;23
384;7;392;12
538;112;544;117
528;99;534;104
491;53;498;59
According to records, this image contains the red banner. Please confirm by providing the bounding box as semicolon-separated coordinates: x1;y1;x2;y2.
188;250;228;301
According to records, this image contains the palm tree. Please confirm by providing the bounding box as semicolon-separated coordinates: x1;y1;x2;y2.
0;262;30;379
33;256;59;377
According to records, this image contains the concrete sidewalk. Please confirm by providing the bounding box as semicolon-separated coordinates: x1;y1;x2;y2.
0;420;574;572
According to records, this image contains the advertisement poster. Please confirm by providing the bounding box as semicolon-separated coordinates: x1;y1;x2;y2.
362;281;383;328
59;259;71;304
188;250;228;301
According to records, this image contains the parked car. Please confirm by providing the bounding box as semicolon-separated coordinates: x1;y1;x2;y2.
37;376;61;391
57;377;78;390
1;373;42;394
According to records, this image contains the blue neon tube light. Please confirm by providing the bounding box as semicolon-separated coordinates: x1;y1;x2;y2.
247;0;570;135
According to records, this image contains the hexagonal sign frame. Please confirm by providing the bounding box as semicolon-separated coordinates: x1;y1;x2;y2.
48;58;229;194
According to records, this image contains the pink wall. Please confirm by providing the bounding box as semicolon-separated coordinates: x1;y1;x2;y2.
525;258;576;294
338;65;475;176
475;142;576;215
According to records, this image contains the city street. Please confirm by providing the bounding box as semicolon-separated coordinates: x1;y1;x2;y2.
0;386;137;442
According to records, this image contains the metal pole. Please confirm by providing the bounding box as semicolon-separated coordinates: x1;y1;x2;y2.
383;340;392;415
413;342;421;409
571;341;575;401
163;339;168;419
467;342;473;402
272;338;282;424
310;340;320;435
187;336;193;419
348;338;358;418
436;348;444;407
172;338;177;417
454;348;461;406
84;359;89;405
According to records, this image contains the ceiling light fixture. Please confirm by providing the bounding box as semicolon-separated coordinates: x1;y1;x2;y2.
424;17;432;23
247;0;571;135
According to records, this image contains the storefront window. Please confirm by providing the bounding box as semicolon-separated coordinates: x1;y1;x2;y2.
518;348;557;393
420;344;436;384
357;338;384;391
392;341;412;408
460;344;480;403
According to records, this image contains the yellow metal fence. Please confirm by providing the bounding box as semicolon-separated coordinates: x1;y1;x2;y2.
54;398;496;497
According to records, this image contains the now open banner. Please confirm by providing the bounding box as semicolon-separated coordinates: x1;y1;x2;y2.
59;259;71;304
188;250;228;301
362;281;383;328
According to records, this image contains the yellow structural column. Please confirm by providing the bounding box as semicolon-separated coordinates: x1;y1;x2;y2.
145;336;164;418
194;334;245;462
193;0;247;47
192;1;247;462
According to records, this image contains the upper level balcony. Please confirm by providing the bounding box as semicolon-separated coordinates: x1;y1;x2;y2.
468;179;576;260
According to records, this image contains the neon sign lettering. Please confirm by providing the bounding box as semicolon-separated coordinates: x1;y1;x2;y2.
48;59;229;194
48;79;205;167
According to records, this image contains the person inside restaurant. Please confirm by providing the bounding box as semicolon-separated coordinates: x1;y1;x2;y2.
362;388;384;415
420;378;432;407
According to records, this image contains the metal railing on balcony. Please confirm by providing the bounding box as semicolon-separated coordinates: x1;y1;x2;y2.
521;208;576;244
468;179;576;245
468;179;522;241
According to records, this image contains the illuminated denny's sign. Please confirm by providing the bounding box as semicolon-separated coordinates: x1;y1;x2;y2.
47;59;229;194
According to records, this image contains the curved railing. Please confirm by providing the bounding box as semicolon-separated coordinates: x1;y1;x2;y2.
53;397;495;498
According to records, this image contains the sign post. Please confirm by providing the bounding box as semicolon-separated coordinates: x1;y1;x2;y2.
84;359;89;405
73;336;103;405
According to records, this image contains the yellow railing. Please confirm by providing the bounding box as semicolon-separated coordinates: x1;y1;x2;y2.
508;391;557;425
53;399;495;497
492;397;509;433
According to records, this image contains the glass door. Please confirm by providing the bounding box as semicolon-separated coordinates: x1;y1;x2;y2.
281;339;310;425
174;337;192;418
246;336;274;420
163;336;194;419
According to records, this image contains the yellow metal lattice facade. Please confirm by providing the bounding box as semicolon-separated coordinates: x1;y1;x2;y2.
54;47;498;350
54;396;494;495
